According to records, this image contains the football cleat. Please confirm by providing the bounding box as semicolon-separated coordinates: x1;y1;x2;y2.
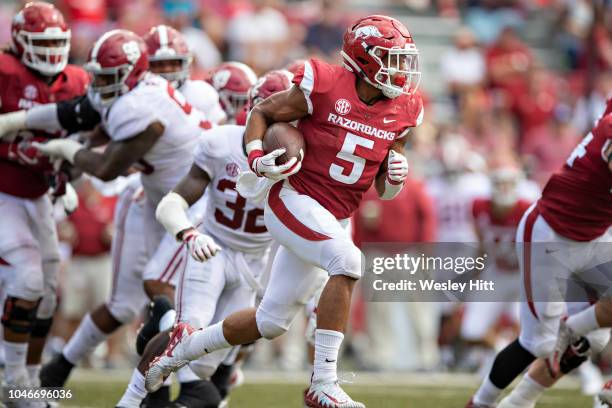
145;323;197;393
465;397;496;408
136;296;174;356
598;380;612;407
546;317;578;378
304;381;365;408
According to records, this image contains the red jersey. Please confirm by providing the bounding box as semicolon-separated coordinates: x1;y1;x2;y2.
473;198;531;271
69;193;116;256
290;59;423;219
536;111;612;241
0;52;89;199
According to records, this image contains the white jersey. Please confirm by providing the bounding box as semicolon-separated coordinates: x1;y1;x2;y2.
193;125;272;252
102;74;205;205
179;79;226;125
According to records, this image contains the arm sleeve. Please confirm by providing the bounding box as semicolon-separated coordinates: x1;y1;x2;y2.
55;94;102;134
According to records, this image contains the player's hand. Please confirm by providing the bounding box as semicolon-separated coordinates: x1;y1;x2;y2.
182;228;222;262
32;139;84;164
251;148;301;180
0;111;26;139
387;150;409;185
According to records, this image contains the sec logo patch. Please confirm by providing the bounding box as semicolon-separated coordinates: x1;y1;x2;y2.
226;162;239;177
335;98;351;116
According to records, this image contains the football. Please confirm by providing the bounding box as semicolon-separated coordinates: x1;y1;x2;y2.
263;122;305;165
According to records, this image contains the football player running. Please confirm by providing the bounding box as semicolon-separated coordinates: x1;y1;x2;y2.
144;15;423;408
466;97;612;408
116;69;299;408
29;27;226;407
0;1;88;398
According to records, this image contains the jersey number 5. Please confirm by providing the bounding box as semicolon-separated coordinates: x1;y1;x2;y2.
329;132;374;184
215;179;266;233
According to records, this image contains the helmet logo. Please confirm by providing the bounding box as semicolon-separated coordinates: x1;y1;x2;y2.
13;11;24;25
122;41;141;64
355;25;382;39
213;70;231;88
335;98;351;116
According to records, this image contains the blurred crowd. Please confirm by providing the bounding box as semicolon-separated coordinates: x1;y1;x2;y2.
1;0;611;378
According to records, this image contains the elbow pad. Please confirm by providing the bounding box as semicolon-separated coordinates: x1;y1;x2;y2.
380;178;404;200
156;192;193;239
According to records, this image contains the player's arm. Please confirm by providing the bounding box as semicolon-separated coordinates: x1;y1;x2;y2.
33;122;164;181
0;94;101;138
156;164;221;262
375;136;410;200
244;85;309;179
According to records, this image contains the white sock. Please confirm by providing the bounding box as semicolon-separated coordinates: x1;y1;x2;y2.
27;364;41;387
63;314;108;365
312;329;344;383
474;376;503;406
566;306;599;336
3;341;29;385
159;309;176;332
116;369;147;408
499;373;545;407
184;321;231;361
176;365;201;383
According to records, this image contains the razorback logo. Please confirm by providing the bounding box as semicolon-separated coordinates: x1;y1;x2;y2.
355;25;383;39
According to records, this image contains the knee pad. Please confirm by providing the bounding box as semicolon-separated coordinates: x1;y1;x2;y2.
31;317;53;338
2;297;39;334
255;305;293;339
326;243;362;280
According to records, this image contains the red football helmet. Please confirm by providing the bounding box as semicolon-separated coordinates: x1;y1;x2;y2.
11;2;71;76
84;29;148;108
144;25;192;89
207;62;257;120
342;15;420;98
249;69;293;108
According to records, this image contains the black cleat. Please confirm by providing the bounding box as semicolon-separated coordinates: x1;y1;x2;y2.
211;364;233;399
173;380;222;408
136;295;173;355
40;353;74;388
141;385;171;407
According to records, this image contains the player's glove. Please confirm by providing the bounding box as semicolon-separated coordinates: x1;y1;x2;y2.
0;111;26;139
59;182;79;215
387;150;409;185
247;140;301;180
250;148;300;180
181;228;222;262
32;139;84;164
0;139;52;170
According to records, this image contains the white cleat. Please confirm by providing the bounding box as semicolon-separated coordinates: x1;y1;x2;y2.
598;380;612;407
304;381;365;408
144;322;197;392
546;316;577;378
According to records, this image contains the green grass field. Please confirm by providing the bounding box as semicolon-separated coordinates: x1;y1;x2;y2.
59;369;597;408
